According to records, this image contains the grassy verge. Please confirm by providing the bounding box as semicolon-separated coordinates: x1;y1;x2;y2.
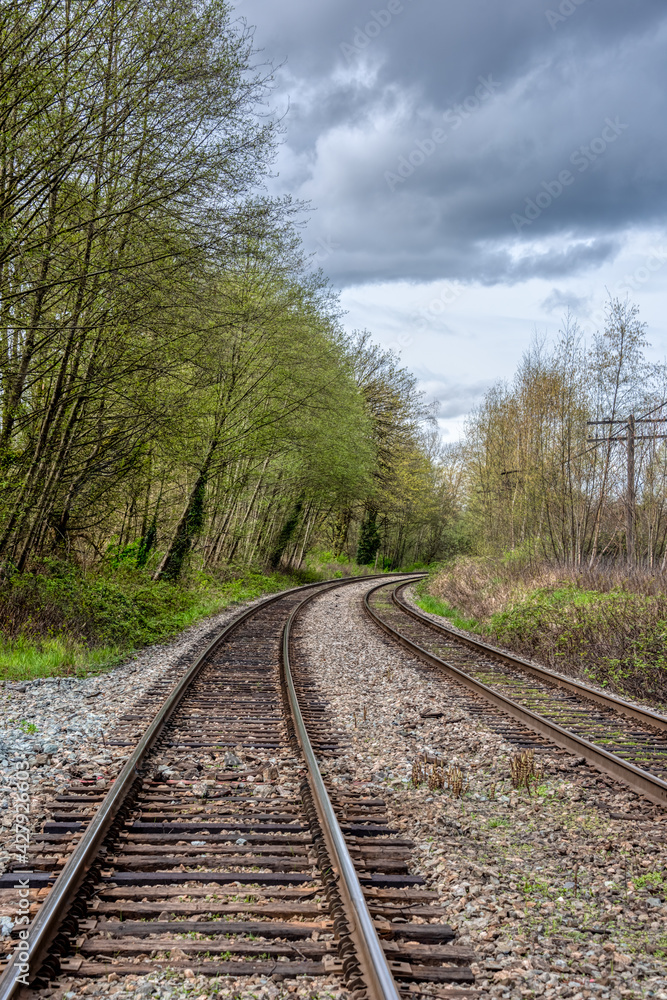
413;582;480;632
421;557;667;705
0;562;320;682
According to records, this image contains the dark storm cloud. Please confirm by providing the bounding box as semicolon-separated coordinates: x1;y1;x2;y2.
239;0;667;288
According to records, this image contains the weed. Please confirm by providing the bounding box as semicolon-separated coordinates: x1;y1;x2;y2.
634;872;664;890
520;875;551;898
18;719;38;735
411;755;468;797
510;750;543;792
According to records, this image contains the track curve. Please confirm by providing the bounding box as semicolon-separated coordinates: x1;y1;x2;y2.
1;574;476;1000
364;581;667;808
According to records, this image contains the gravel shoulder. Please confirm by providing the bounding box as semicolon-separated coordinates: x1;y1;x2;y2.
295;580;667;1000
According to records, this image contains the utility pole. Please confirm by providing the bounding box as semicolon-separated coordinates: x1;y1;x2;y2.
626;414;635;565
587;412;667;565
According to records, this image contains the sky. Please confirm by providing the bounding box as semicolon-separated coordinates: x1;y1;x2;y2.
234;0;667;439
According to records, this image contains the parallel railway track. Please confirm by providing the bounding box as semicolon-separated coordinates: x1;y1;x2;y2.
364;581;667;808
0;575;478;1000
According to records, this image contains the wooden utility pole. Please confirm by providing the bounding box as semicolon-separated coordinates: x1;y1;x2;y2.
626;414;635;564
587;412;667;565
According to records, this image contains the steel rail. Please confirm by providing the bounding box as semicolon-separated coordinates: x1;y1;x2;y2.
364;582;667;807
0;573;420;999
392;583;667;733
0;575;388;1000
282;590;402;1000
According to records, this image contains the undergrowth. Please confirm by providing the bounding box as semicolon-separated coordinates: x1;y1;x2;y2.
0;562;320;681
424;557;667;704
413;584;479;632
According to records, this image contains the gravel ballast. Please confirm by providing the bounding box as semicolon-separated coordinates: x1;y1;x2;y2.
294;580;667;1000
2;577;666;999
0;590;350;999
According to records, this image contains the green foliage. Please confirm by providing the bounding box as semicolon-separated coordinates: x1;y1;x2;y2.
437;519;476;560
0;0;461;599
427;556;667;702
356;510;380;565
488;587;667;699
0;563;316;680
414;581;480;632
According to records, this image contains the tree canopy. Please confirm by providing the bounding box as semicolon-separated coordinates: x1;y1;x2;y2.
0;2;454;578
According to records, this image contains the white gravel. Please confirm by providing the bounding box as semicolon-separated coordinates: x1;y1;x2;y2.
295;580;667;1000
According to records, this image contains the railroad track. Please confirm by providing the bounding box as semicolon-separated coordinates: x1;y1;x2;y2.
0;575;478;1000
364;581;667;808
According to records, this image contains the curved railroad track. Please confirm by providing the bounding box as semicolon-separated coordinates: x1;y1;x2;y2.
364;581;667;808
0;575;478;1000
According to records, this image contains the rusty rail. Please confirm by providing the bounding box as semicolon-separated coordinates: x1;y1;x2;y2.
364;581;667;807
393;583;667;733
0;574;420;1000
282;591;402;1000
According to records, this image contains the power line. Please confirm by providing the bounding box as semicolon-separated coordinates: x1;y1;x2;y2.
586;410;667;565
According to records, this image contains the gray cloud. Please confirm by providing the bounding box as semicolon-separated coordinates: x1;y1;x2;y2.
541;288;594;316
414;371;494;420
240;0;667;288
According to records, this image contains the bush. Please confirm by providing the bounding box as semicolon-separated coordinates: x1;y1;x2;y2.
424;557;667;705
0;561;316;680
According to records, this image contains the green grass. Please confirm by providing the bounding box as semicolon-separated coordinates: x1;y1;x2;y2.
413;582;480;632
0;635;124;681
422;558;667;702
633;872;663;890
0;564;320;682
